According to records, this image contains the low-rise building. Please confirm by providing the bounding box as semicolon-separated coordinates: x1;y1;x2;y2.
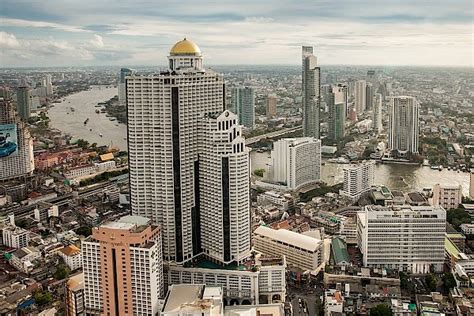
432;184;463;210
59;245;82;271
460;224;474;235
2;225;29;249
324;289;344;315
161;284;223;316
10;246;41;274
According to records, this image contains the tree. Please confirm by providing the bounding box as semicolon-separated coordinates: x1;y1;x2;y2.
370;304;392;316
447;208;471;230
76;226;92;237
76;138;90;149
442;273;456;290
425;274;437;292
15;218;29;229
254;168;265;177
54;263;70;280
34;291;53;306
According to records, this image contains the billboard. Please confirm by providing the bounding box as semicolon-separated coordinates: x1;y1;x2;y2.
0;124;18;158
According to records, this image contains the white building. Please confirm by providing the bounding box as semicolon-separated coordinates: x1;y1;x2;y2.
127;39;250;265
253;226;323;272
432;184;462;210
340;160;375;200
2;225;29;248
257;191;291;211
302;46;321;138
161;284;223;316
355;80;366;115
271;137;321;190
373;93;383;133
232;86;255;129
10;246;41;273
357;205;446;273
59;245;82;271
388;96;420;155
460;224;474;235
324;289;344;315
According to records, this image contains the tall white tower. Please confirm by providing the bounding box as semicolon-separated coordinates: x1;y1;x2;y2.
126;39;250;265
355;80;366;115
388;96;419;156
302;46;321;138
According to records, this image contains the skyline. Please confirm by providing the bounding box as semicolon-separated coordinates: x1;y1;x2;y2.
1;0;473;68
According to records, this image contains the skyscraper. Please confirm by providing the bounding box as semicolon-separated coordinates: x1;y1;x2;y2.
388;96;420;156
302;46;321;138
365;82;375;111
16;86;31;121
266;94;277;118
328;84;347;141
354;80;366;115
126;39;250;265
82;215;163;315
118;68;134;105
373;93;383;133
232;86;255;129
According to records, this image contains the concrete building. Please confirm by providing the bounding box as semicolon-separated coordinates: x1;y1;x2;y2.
325;289;344;315
460;224;474;235
373;93;383;133
354;80;366;115
16;86;31;120
365;82;375;111
161;284;223;316
253;226;323;272
388;96;420;155
82;215;163;315
59;245;82;271
302;46;321;138
0;94;35;181
10;246;40;273
126;39;250;265
225;304;284;316
270;137;321;190
432;184;462;210
328;85;346;141
340;161;375;200
66;273;85;316
357;205;446;273
118;68;134;105
232;86;255;129
2;225;29;248
470;170;474;200
266;94;277;117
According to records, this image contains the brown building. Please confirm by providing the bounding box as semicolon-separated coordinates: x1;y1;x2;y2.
266;94;277;117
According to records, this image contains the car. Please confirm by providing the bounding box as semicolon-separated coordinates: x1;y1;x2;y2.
0;142;17;158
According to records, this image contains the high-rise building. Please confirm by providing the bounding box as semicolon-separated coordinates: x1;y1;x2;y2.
266;94;277;118
432;184;462;210
44;74;53;96
357;204;446;273
232;86;255;129
118;68;134;105
0;90;35;181
328;84;347;141
340;160;375;200
470;170;474;200
388;96;420;155
302;46;321;138
16;86;31;120
373;93;383;133
354;80;366;115
365;82;375;111
82;215;163;315
126;39;250;265
271;137;321;190
66;273;85;316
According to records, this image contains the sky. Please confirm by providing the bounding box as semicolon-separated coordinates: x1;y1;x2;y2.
0;0;473;67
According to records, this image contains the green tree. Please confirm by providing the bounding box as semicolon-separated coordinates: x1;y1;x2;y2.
254;168;265;177
15;218;28;229
370;304;392;316
34;291;53;306
447;208;471;229
76;226;92;237
442;273;456;290
425;274;437;292
54;263;70;280
76;138;90;149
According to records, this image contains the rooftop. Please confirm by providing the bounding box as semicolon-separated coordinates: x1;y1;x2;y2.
331;237;350;265
59;245;81;257
225;303;284;316
162;284;221;314
254;225;322;252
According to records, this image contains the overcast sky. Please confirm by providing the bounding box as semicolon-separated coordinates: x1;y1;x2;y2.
1;0;472;67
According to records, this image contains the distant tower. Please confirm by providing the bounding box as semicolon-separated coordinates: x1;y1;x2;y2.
388;96;420;156
328;84;347;141
266;94;277;118
302;46;321;138
365;82;375;111
118;68;134;105
232;86;255;129
373;93;383;133
16;86;31;120
469;170;474;200
355;80;366;115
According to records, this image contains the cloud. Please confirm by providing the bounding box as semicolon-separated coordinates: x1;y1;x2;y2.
0;18;89;33
0;31;20;48
90;34;104;48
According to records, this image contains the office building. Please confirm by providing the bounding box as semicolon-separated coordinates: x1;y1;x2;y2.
59;245;82;271
388;96;420;155
357;205;446;273
2;225;29;248
253;226;324;272
118;68;133;105
126;39;250;265
328;84;347;141
271;137;321;190
16;86;31;120
82;215;163;315
354;80;366;115
365;82;375;111
432;184;462;210
302;46;321;138
232;86;255;129
161;284;223;316
43;74;53;96
340;161;375;200
266;94;277;117
373;93;383;133
0;93;35;181
66;273;85;316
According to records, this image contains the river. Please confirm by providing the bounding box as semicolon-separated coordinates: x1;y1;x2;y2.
48;86;127;150
250;151;471;196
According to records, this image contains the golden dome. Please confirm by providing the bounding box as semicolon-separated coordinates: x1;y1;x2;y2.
170;38;201;56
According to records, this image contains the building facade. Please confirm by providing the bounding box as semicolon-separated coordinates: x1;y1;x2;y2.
357;205;446;273
271;137;321;190
232;86;255;129
118;68;134;105
82;216;163;315
354;80;366;115
432;184;462;210
2;225;29;248
373;93;383;133
302;46;321;138
16;86;31;120
365;82;375;111
328;84;347;141
66;273;85;316
266;94;277;117
388;96;420;155
340;161;375;200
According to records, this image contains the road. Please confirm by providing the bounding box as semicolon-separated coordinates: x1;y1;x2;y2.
245;126;302;145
